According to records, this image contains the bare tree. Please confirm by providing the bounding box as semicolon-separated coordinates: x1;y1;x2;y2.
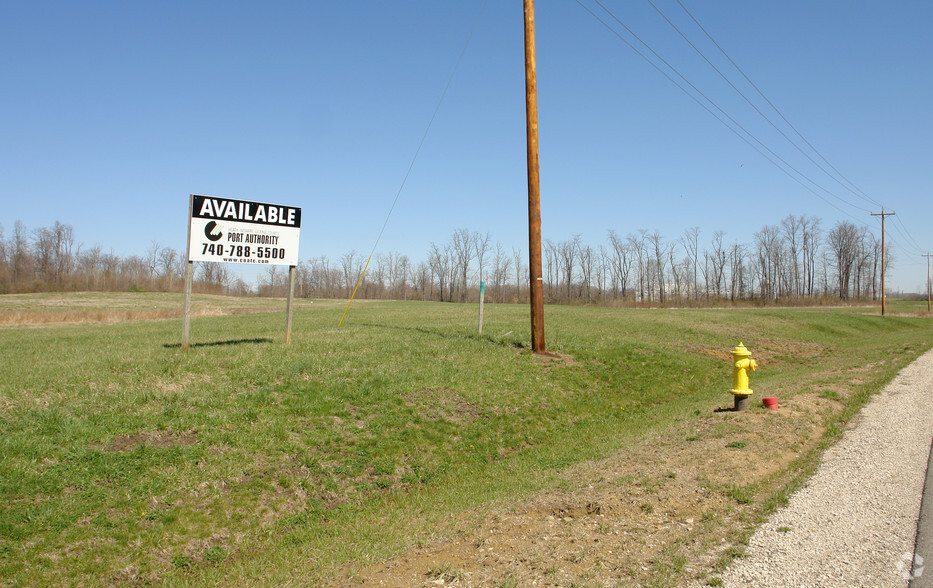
33;226;56;285
474;231;491;288
0;224;7;290
198;261;229;292
308;255;341;298
608;230;633;300
853;228;874;298
827;221;859;300
579;244;595;303
781;215;803;297
729;241;747;301
146;241;161;290
557;235;580;303
295;260;309;298
411;261;431;301
159;246;179;290
258;265;280;296
77;245;100;290
29;222;73;288
649;231;668;303
122;255;148;288
682;227;701;300
512;246;525;302
11;221;31;288
228;277;251;296
340;250;358;297
428;242;451;302
709;230;728;298
754;226;781;300
101;250;121;290
492;242;512;303
370;254;388;299
543;239;557;301
668;242;683;301
801;216;822;297
394;253;410;300
451;228;475;302
627;231;648;303
596;245;611;302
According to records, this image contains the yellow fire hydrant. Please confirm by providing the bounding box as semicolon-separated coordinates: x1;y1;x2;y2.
730;342;757;411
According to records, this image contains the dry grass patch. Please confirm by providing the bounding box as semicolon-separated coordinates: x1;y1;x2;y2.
0;291;292;326
96;430;199;453
404;387;482;424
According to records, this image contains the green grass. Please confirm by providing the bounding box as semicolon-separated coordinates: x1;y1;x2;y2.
886;297;933;315
1;294;931;585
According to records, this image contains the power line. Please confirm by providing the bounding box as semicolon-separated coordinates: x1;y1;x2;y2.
337;0;489;329
648;0;884;210
671;0;885;211
574;0;873;225
669;0;928;258
892;214;926;255
575;0;930;263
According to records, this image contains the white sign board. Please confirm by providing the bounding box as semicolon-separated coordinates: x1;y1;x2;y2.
186;194;301;266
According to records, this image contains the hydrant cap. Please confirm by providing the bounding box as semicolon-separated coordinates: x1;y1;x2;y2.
731;342;752;357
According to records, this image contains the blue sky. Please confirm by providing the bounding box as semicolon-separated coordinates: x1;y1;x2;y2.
3;1;931;292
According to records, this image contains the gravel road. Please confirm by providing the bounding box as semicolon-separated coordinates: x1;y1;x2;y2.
709;348;933;587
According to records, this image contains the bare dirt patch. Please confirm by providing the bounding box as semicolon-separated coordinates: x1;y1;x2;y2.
405;388;484;424
532;351;581;367
340;392;831;587
688;340;824;366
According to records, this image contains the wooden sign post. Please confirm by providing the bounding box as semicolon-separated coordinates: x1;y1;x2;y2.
182;194;302;349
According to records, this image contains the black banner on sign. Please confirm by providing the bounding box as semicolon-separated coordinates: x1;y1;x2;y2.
191;194;301;228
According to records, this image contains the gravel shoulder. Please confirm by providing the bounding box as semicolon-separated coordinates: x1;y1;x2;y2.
710;348;933;587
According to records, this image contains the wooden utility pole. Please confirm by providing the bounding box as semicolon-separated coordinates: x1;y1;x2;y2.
924;253;932;313
524;0;545;353
871;209;895;316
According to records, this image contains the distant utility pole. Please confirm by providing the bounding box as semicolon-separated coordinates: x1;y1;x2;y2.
871;209;895;316
924;252;932;313
524;0;545;353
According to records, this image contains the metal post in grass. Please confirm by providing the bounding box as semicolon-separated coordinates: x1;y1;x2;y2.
285;265;296;344
478;280;485;335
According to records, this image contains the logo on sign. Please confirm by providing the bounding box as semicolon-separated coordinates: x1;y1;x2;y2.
204;221;223;242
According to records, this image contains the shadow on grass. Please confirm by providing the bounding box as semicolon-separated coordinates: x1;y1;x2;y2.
357;322;529;350
163;338;273;349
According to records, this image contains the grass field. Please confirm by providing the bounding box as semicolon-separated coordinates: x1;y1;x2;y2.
1;293;931;586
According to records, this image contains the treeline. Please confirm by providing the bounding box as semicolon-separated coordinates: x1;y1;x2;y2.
0;221;250;296
1;215;889;305
285;215;888;305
